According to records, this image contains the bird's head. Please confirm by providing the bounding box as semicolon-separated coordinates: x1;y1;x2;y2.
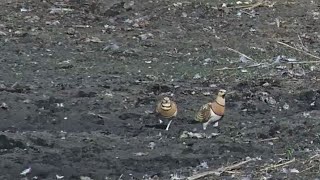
161;97;172;110
217;89;227;98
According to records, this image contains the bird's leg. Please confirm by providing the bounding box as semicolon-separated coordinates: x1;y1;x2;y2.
202;122;209;130
165;120;172;131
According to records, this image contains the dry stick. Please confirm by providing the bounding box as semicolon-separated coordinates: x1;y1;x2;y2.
287;61;320;64
225;47;254;60
297;34;307;51
187;159;253;180
260;158;296;172
229;0;265;9
300;165;315;173
303;154;320;164
214;63;264;71
88;112;108;119
259;137;279;142
309;154;320;160
277;41;320;60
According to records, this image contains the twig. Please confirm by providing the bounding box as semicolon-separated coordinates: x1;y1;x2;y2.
259;137;279;142
287;61;320;64
300;165;315;173
277;41;320;60
229;0;276;10
260;158;296;172
88;112;108;119
297;34;308;51
309;154;320;160
224;170;242;174
225;47;254;60
214;63;265;71
187;159;252;180
303;154;320;164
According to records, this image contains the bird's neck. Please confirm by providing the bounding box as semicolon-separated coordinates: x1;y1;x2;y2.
215;96;225;106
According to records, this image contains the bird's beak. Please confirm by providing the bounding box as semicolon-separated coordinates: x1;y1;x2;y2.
222;94;226;98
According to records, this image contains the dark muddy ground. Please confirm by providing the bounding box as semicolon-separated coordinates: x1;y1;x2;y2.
1;0;320;179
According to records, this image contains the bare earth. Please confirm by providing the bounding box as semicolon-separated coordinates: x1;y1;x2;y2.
1;0;320;179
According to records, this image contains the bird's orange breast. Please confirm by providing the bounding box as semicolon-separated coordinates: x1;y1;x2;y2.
211;101;225;116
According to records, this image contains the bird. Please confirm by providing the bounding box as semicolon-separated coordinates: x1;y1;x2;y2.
155;97;177;131
194;89;226;130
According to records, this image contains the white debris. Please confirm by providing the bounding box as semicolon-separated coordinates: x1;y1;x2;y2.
283;103;289;110
180;131;208;139
303;112;311;118
181;12;187;17
193;73;201;79
85;37;103;43
262;82;270;87
21;8;30;12
56;174;64;179
197;161;209;169
148;142;156;149
133;152;148;156
0;102;8;109
56;103;64;107
49;7;74;14
209;84;217;88
123;1;134;9
202;92;211;96
103;43;120;51
290;168;300;173
173;2;183;7
240;55;249;63
139;33;154;40
80;176;93;180
20;167;31;176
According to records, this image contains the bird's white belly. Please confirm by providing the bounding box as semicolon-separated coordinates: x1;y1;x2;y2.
209;108;222;122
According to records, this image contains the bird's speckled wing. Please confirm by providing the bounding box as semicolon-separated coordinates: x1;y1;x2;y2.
194;103;211;123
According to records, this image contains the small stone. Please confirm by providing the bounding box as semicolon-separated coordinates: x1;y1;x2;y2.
103;43;120;51
124;1;134;10
139;33;153;40
262;82;270;87
193;73;201;79
148;142;156;149
290;168;299;173
80;176;93;180
209;84;217;88
181;12;187;17
66;28;76;35
0;102;8;109
240;55;249;63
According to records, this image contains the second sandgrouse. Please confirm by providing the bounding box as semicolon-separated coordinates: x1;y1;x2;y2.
194;89;226;130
